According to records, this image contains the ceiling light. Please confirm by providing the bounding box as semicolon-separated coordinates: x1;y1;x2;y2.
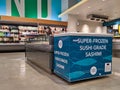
88;6;91;9
101;19;106;22
87;14;109;22
102;0;106;1
96;18;100;21
90;18;95;20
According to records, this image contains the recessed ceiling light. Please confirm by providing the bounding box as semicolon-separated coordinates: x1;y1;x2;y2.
102;0;106;1
88;6;91;9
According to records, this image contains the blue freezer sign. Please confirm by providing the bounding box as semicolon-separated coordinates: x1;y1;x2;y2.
73;38;108;57
54;35;112;82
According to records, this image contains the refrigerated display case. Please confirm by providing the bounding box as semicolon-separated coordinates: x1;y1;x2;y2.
25;36;54;73
0;16;67;52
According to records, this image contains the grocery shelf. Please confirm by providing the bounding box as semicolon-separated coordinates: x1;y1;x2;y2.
0;16;67;52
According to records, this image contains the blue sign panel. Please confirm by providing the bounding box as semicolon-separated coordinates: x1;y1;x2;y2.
54;35;112;82
0;0;6;15
51;0;61;21
0;0;62;21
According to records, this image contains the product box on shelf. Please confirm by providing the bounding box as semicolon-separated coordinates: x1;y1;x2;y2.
0;25;19;43
53;33;112;82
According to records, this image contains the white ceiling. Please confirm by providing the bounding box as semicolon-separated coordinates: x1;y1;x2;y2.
60;0;120;21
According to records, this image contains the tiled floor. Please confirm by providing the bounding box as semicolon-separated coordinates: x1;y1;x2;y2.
0;52;120;90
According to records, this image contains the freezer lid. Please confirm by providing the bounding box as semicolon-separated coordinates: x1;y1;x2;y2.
54;32;113;37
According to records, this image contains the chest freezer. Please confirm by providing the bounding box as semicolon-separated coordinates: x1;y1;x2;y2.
53;33;112;82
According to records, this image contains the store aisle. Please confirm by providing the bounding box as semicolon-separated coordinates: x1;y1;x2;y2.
0;52;120;90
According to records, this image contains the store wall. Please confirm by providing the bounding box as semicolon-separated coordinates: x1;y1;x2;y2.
67;14;78;32
0;0;61;21
77;20;107;34
67;14;107;33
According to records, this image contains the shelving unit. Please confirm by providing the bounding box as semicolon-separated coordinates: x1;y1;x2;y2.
0;25;19;43
107;24;120;58
0;21;38;43
0;16;68;43
18;26;38;42
0;16;67;51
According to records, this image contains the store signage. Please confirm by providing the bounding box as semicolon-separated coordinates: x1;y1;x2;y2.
54;35;112;82
119;25;120;34
6;0;50;18
4;0;61;20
